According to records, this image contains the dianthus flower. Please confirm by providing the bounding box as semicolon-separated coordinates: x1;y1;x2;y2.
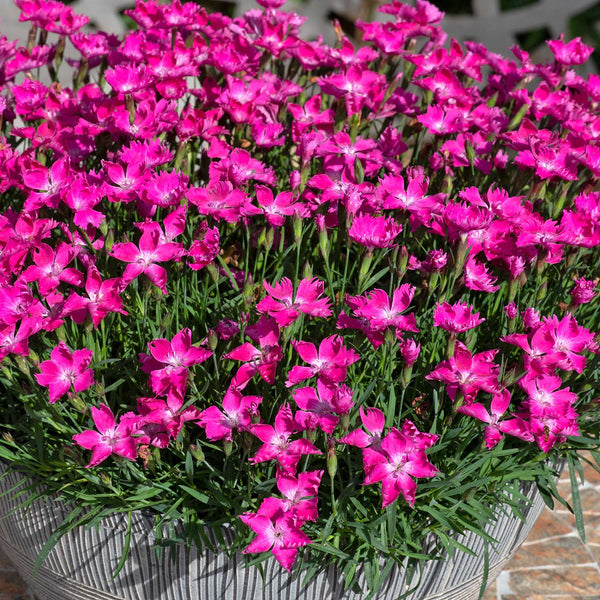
433;301;485;333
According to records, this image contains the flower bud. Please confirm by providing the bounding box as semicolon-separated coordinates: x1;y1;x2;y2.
339;412;350;433
223;440;233;457
319;225;329;260
104;229;114;254
189;444;205;462
206;263;219;282
207;329;219;351
289;170;301;191
504;302;518;320
396;245;409;279
536;280;547;301
399;338;420;367
68;394;88;414
243;273;255;308
293;214;303;245
14;355;29;376
327;437;337;479
28;349;39;368
302;261;313;280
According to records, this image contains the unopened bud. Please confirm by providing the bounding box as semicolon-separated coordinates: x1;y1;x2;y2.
243;273;256;308
327;437;337;479
68;394;88;413
536;280;547;301
206;263;219;282
189;444;205;462
207;329;218;350
293;215;303;245
319;226;329;260
302;261;313;280
504;302;518;320
14;355;29;376
397;246;409;279
223;439;233;457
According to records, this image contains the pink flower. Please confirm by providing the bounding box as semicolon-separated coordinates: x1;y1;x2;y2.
501;375;581;453
35;341;94;403
72;404;138;467
547;35;593;65
458;389;511;449
21;242;84;296
187;181;250;223
464;256;499;293
249;404;321;473
426;341;500;403
292;380;354;434
111;224;183;294
255;185;300;227
257;277;332;328
0;317;41;361
504;302;518;320
139;328;212;395
338;406;384;449
187;223;220;271
520;374;578;416
286;335;360;387
362;420;438;508
64;264;127;328
348;214;402;249
275;469;323;524
136;391;202;448
225;316;282;388
399;337;420;367
345;285;419;334
104;64;155;95
433;301;485;333
197;388;262;442
239;500;313;572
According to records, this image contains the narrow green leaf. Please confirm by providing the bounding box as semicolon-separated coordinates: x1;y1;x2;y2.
180;485;210;504
568;455;586;542
477;539;490;600
111;511;132;580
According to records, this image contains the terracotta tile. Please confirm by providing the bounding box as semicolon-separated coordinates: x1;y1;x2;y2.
508;533;591;569
507;566;600;596
556;480;573;499
556;512;600;544
584;543;600;563
500;597;600;600
523;507;575;542
577;488;600;514
481;579;497;599
499;596;546;600
550;508;600;543
581;463;600;486
0;572;28;596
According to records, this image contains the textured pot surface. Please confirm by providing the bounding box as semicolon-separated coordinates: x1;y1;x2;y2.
0;464;547;600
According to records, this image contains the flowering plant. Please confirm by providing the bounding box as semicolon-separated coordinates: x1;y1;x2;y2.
0;0;599;595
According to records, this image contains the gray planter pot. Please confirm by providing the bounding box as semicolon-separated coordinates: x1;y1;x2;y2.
0;463;548;600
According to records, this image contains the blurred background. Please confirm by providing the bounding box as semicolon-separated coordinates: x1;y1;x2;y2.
1;0;600;71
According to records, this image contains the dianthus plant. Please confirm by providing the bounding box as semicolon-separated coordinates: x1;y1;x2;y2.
0;0;599;594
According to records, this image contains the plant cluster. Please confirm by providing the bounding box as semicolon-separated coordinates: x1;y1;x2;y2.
0;0;599;594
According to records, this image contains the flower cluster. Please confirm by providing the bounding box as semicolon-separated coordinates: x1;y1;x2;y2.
0;0;599;588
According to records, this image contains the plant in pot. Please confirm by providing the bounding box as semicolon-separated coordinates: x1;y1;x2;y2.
0;0;598;598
